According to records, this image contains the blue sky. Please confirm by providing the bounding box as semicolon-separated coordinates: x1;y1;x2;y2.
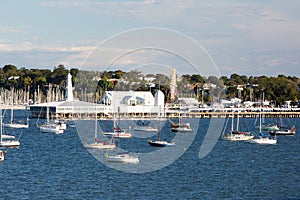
1;0;300;77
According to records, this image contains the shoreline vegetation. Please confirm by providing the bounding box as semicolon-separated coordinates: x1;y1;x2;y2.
1;64;300;110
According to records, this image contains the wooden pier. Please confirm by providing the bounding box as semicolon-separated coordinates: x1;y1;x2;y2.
168;111;300;119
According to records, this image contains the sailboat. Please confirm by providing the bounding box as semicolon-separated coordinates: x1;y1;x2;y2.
51;119;67;131
254;107;278;132
223;112;254;141
0;107;20;148
4;89;29;128
249;108;277;145
4;112;29;128
103;126;132;138
171;121;193;132
170;117;193;132
148;121;175;147
39;106;63;134
269;117;296;136
133;120;158;132
102;112;132;138
105;138;139;164
84;109;115;149
255;123;279;132
249;135;277;144
133;126;158;132
105;151;139;164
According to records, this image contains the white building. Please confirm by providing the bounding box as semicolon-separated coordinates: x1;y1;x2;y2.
30;72;109;119
100;90;165;117
30;72;166;119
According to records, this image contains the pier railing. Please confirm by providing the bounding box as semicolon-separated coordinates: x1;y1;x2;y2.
167;111;300;119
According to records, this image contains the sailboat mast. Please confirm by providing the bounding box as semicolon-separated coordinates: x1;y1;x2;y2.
95;105;97;140
157;120;160;140
11;86;14;123
158;105;162;140
46;106;49;124
46;88;49;124
259;108;262;133
118;106;120;128
236;111;240;131
231;113;234;134
0;107;2;143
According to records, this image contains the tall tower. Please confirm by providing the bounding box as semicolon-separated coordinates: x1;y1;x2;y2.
170;68;177;102
65;72;73;101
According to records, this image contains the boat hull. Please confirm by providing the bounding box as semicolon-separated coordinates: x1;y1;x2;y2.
269;131;295;136
4;123;29;129
0;150;4;161
248;137;277;145
84;143;115;149
103;131;132;138
2;134;16;139
0;140;20;148
148;140;175;147
40;124;63;134
269;126;296;136
133;127;158;132
172;127;193;132
223;133;254;141
106;154;139;164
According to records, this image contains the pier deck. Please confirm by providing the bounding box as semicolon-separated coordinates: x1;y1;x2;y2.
169;111;300;119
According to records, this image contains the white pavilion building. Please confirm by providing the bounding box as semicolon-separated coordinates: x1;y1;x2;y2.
99;89;165;118
29;73;109;119
30;73;166;119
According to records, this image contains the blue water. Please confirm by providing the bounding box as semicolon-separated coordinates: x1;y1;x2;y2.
1;110;299;199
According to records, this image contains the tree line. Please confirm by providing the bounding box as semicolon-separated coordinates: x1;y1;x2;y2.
1;64;299;106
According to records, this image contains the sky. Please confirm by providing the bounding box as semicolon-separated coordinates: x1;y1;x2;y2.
1;0;300;77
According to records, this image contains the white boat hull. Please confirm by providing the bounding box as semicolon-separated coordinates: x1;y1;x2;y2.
273;130;295;135
106;154;139;164
223;134;254;141
103;131;132;138
0;140;20;147
51;120;67;130
4;123;29;129
270;126;296;136
249;137;277;145
2;134;16;139
58;123;67;130
84;142;115;149
40;124;63;134
172;127;193;132
133;126;158;132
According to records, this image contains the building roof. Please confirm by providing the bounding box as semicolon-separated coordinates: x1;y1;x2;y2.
177;98;199;105
30;100;98;107
103;90;155;106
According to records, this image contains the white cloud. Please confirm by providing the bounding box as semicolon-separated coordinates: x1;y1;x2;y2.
0;26;26;34
265;59;287;67
0;40;95;53
40;0;192;23
2;0;300;77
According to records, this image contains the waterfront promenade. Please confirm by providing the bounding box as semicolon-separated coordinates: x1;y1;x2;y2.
8;104;300;119
179;111;300;118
